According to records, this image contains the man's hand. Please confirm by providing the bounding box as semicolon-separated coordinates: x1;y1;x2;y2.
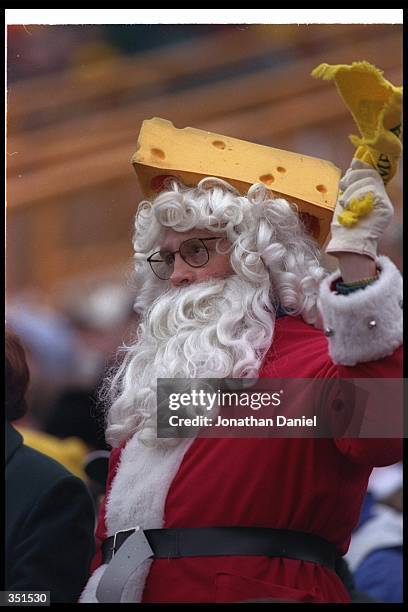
326;158;394;262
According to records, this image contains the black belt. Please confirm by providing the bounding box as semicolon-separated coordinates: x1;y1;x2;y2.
101;526;337;571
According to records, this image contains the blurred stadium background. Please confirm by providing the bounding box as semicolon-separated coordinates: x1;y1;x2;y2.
5;22;403;471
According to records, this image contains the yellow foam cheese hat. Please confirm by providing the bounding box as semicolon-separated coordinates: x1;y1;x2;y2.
311;61;403;185
132;117;341;246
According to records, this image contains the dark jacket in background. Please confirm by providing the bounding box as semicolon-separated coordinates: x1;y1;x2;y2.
5;422;95;603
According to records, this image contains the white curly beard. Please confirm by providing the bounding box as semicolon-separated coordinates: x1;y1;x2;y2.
105;274;276;448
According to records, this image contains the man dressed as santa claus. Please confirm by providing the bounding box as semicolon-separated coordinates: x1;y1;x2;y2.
80;156;402;603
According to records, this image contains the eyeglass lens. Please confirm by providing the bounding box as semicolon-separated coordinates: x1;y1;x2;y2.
149;238;211;279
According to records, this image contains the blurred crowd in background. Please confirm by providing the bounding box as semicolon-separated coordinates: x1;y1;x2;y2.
6;22;403;603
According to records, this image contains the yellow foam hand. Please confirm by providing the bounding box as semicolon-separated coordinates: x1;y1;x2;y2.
311;61;402;185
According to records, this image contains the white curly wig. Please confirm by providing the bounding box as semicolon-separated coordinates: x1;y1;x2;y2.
132;177;325;321
103;177;327;448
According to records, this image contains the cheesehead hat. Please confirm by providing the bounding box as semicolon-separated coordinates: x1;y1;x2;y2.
132;117;341;246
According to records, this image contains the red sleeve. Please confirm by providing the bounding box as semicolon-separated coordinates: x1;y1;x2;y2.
262;317;403;467
89;444;124;574
333;345;403;466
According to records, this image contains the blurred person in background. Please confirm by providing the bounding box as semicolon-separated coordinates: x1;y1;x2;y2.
5;328;96;603
7;282;137;514
43;282;138;510
42;281;137;450
7;291;110;514
345;462;403;603
6;292;87;429
6;286;117;450
6;278;140;517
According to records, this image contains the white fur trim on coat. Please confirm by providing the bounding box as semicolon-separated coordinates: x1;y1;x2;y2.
318;255;403;366
80;436;194;603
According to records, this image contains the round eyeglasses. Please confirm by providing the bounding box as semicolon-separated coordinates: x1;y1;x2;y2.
147;237;220;280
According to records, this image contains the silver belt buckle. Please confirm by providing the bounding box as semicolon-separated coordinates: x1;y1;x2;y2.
112;526;140;558
97;525;154;603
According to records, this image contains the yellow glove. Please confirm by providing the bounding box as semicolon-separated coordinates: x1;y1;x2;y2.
311;61;402;186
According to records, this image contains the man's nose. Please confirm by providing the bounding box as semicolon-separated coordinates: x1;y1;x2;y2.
169;253;195;287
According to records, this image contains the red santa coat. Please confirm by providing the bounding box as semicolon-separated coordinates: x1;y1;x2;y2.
86;315;402;604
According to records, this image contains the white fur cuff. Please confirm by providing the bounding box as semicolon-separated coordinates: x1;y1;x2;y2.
318;256;403;366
